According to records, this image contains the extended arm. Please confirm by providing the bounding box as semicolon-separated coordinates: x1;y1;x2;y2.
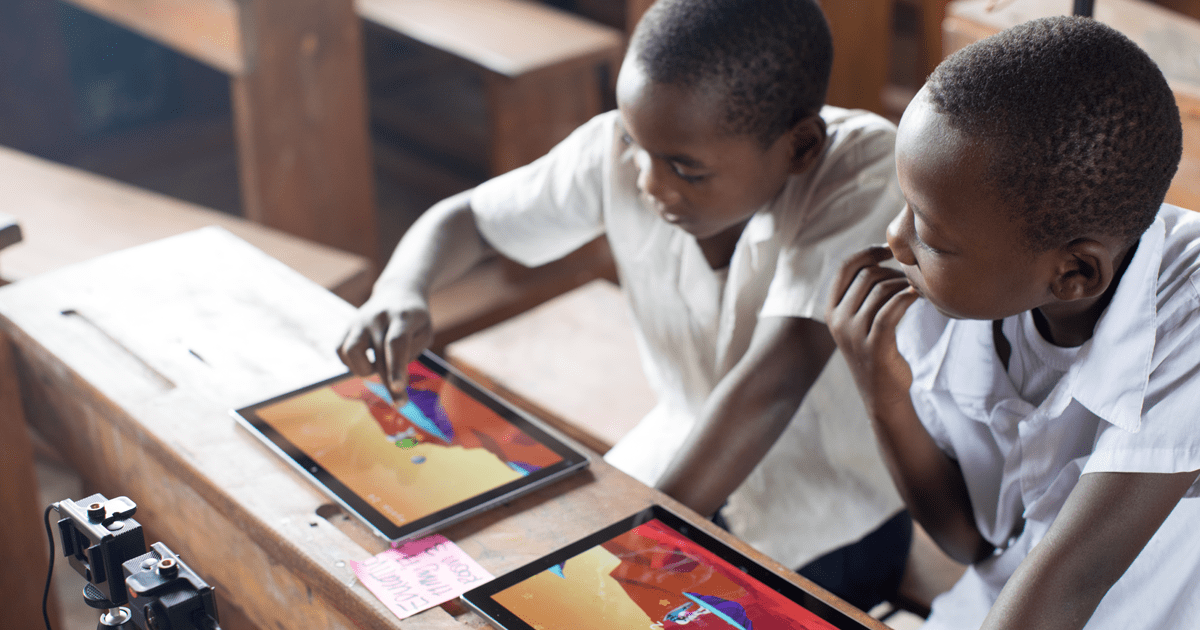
981;469;1198;630
826;246;993;564
656;315;836;518
338;191;495;400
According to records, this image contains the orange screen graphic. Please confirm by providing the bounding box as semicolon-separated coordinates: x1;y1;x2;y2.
493;519;838;630
254;361;563;526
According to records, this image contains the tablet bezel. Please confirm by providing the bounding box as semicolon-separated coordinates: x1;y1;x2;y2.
462;504;874;630
232;351;590;543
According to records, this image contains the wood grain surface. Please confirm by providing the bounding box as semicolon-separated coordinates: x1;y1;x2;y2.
0;228;886;630
357;0;624;77
0;330;61;630
0;145;372;304
232;0;380;265
59;0;243;74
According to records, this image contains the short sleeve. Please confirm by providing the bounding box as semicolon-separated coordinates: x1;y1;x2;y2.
469;111;614;267
1084;278;1200;497
760;112;903;322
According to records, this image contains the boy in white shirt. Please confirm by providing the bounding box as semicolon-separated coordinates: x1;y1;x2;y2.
828;16;1200;629
341;0;907;609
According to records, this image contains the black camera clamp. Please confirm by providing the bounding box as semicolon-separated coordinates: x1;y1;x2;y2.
46;493;221;630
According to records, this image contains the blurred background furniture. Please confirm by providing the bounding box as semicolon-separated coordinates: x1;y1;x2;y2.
0;145;373;303
359;0;624;177
944;0;1200;213
25;0;381;265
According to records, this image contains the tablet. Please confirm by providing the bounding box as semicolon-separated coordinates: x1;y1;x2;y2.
462;505;874;630
232;351;590;543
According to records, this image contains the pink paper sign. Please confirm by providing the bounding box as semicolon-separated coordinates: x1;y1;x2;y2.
352;534;493;620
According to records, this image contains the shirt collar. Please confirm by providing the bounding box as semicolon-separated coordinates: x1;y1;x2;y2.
1064;215;1164;432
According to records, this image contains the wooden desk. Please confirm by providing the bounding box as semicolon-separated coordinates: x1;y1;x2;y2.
0;228;884;630
0;205;58;630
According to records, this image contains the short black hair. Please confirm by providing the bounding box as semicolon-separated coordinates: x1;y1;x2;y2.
927;16;1182;251
630;0;832;146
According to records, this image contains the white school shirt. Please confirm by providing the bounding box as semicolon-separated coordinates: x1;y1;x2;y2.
897;204;1200;630
470;107;904;568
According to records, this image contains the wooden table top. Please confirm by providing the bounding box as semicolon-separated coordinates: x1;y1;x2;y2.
0;227;884;630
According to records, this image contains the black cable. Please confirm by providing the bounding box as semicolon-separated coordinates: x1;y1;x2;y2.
43;503;57;630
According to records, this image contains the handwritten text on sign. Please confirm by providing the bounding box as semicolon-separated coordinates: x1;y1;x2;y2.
352;535;493;620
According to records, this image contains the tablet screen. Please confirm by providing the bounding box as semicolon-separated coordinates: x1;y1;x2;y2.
234;352;589;541
464;506;872;630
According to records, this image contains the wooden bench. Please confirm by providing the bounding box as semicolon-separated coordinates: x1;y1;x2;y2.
0;145;373;304
943;0;1200;212
358;0;626;175
36;0;380;264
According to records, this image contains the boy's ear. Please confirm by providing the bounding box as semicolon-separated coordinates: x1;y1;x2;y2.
1050;239;1115;302
789;115;827;174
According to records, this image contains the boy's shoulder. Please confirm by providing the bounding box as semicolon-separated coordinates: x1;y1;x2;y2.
1155;204;1200;310
820;105;897;143
815;105;897;177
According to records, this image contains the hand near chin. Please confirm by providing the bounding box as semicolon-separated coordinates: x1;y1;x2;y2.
337;288;434;407
825;245;921;417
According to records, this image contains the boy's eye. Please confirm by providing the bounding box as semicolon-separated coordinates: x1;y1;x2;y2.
671;162;708;184
914;233;948;256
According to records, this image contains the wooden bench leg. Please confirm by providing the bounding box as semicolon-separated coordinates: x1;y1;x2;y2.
231;0;381;267
0;330;62;630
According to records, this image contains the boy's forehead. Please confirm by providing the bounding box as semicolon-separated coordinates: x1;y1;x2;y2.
617;58;719;108
897;90;962;163
617;61;727;138
896;90;1000;200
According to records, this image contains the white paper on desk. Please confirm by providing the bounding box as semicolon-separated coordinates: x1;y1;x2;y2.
351;534;493;620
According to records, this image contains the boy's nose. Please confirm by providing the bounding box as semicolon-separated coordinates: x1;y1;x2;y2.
886;207;918;267
635;153;682;208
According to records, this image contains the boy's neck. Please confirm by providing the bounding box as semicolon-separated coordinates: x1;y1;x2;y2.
695;219;751;270
1034;241;1138;347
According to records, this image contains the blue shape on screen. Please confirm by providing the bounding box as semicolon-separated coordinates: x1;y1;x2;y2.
363;380;395;406
400;389;454;443
548;563;565;579
683;593;751;630
507;461;537;476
